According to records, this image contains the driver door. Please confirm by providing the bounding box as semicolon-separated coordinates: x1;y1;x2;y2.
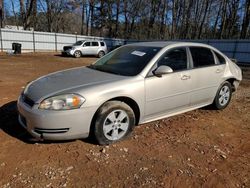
145;47;192;119
81;41;92;55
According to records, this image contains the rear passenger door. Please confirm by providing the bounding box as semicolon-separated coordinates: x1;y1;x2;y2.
91;41;100;55
188;47;226;106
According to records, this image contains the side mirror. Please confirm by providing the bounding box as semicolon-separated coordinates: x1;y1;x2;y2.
230;58;237;64
153;65;173;77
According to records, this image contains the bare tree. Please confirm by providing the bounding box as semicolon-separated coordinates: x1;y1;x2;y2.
240;0;250;39
0;0;4;28
2;0;249;40
19;0;36;30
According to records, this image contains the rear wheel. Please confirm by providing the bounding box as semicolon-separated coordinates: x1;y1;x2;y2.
74;50;81;58
98;51;105;58
213;81;232;110
93;101;135;145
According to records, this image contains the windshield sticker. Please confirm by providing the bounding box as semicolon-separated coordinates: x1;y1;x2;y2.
131;51;146;56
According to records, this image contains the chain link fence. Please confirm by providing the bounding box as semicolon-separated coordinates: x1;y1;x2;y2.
1;28;250;63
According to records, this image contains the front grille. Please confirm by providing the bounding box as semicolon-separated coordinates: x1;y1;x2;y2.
34;128;69;134
63;46;72;51
22;94;35;107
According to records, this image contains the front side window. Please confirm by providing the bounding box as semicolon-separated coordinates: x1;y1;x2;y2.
88;46;161;76
73;41;84;46
92;42;99;46
157;47;187;71
190;47;215;68
84;42;91;47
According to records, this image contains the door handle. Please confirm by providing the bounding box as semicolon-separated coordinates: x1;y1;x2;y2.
216;69;222;73
181;75;191;80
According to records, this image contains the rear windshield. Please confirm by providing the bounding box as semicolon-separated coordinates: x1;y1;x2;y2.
88;46;161;76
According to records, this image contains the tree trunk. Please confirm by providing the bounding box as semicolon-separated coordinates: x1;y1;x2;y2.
0;0;4;28
32;0;37;30
182;0;193;39
160;0;167;39
10;0;18;29
45;0;52;32
107;1;113;37
114;0;120;38
20;0;25;27
86;1;91;35
123;0;128;39
81;0;85;35
171;0;177;39
89;1;94;36
147;0;161;39
240;0;250;39
212;0;223;37
218;0;227;39
197;0;210;39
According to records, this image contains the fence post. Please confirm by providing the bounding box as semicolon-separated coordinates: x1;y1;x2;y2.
55;33;57;52
0;28;3;52
32;31;35;52
233;40;238;59
76;34;78;42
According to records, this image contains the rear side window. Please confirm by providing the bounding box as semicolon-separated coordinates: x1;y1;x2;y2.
214;51;226;64
190;47;215;68
100;42;105;46
92;42;99;46
157;47;187;71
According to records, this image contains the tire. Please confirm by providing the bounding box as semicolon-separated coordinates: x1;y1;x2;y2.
74;50;81;58
98;51;105;58
213;81;232;110
94;101;135;145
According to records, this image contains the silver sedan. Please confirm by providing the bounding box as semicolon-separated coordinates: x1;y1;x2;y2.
18;42;242;145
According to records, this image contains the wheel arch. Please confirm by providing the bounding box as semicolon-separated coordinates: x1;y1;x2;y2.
89;96;141;137
98;50;105;55
224;77;238;92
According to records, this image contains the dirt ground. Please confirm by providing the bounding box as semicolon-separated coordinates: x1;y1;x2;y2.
0;53;249;188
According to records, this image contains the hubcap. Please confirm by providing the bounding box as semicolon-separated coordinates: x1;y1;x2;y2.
103;110;129;141
99;52;104;57
219;85;230;106
75;51;81;57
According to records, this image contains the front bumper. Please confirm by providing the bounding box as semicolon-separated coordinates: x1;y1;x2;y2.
61;49;75;56
17;96;97;140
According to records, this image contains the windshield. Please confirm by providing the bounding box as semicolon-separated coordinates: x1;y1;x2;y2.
88;45;161;76
73;41;84;46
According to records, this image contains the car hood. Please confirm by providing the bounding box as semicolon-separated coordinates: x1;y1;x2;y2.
24;67;125;102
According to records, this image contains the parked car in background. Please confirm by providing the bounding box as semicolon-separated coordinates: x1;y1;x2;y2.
18;42;242;145
62;40;108;58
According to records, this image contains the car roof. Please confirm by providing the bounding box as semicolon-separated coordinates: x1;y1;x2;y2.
84;40;105;42
127;41;212;48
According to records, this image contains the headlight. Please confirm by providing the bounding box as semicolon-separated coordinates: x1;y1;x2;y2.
39;94;85;110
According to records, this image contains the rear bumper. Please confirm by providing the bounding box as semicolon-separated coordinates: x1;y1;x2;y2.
17;96;97;140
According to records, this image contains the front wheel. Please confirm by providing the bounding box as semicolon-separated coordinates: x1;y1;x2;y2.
93;101;135;145
74;50;82;58
213;81;232;110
